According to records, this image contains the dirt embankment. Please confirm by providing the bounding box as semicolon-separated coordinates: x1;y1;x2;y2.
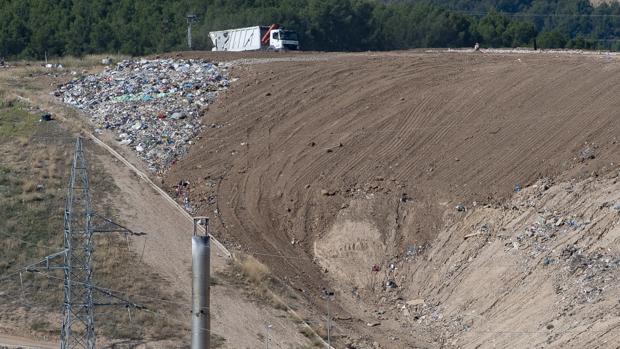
318;173;620;348
166;51;620;347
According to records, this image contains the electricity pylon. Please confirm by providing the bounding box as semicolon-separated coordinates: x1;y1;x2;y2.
26;136;144;349
60;136;96;348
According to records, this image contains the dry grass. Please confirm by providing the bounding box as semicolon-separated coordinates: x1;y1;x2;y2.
4;54;130;94
11;54;129;72
30;319;51;333
217;254;293;313
239;255;270;284
298;325;325;347
0;102;39;138
1;237;20;251
11;67;50;80
210;333;226;348
21;180;38;193
314;324;328;341
0;99;183;344
54;54;129;68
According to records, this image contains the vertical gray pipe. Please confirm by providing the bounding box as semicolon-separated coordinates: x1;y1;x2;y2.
192;235;210;349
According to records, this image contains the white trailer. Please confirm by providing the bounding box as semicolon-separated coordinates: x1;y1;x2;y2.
209;24;300;52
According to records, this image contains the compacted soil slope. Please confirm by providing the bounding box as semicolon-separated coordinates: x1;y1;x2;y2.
167;51;620;347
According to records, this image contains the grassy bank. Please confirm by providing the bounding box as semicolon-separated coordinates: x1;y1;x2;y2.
0;95;184;344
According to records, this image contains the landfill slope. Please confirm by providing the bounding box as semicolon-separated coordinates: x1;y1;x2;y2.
316;174;620;348
165;51;620;347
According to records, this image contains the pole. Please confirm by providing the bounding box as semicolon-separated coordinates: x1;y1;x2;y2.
192;217;210;349
186;14;197;50
266;324;272;349
327;300;330;348
187;22;193;50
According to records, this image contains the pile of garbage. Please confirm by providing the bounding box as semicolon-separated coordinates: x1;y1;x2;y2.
55;59;230;173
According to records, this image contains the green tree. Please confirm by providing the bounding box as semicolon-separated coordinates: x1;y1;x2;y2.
476;10;510;47
537;30;568;48
566;35;596;49
2;0;620;58
505;20;537;47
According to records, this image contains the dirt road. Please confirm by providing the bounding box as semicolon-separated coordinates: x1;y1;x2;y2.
0;334;57;348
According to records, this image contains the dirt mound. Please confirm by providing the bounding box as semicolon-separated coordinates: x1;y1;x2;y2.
317;174;620;348
166;51;620;346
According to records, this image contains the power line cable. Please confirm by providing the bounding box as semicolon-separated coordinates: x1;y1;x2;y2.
34;271;201;310
43;270;217;314
0;252;67;283
3;250;619;339
0;231;60;252
451;9;620;19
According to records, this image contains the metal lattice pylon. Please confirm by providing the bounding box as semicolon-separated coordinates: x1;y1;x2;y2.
61;136;96;349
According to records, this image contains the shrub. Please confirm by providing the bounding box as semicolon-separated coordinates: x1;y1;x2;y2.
239;255;269;284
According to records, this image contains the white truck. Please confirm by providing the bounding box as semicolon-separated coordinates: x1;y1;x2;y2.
209;24;300;52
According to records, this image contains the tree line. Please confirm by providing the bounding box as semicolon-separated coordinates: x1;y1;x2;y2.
1;0;620;58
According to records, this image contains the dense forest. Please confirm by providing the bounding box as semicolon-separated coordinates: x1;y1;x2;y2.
1;0;620;58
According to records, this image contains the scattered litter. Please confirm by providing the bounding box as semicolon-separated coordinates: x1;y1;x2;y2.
543;256;557;266
405;244;429;259
40;113;53;122
321;189;336;196
322;288;335;297
45;63;63;69
386;280;398;289
579;144;596;161
514;183;522;192
406;245;417;256
55;59;230;173
400;193;410;203
464;232;484;239
174;180;193;212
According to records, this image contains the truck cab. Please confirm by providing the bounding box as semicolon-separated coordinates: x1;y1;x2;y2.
269;29;300;51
